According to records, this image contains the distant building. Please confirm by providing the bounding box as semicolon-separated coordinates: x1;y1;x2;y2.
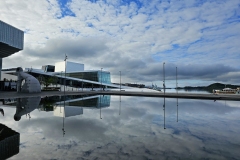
125;83;145;88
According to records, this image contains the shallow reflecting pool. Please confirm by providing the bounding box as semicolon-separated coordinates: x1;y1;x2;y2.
0;95;240;159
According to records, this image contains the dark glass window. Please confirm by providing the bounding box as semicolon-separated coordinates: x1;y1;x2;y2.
63;71;111;84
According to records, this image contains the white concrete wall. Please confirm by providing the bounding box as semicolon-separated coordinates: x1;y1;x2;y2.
55;61;84;72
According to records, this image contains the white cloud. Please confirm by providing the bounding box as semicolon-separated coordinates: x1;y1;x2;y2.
1;0;240;86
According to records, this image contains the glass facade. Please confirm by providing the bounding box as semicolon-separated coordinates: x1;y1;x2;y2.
64;71;111;84
0;58;2;80
42;65;55;72
68;95;110;108
98;71;111;84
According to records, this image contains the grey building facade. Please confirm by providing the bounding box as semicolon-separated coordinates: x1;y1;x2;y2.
0;20;24;80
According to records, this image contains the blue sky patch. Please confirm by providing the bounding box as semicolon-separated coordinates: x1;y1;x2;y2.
57;0;76;18
121;0;142;9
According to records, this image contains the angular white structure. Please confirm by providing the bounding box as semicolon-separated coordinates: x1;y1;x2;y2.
16;67;41;93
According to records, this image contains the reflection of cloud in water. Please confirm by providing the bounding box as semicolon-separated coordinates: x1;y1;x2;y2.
1;96;240;159
18;118;108;141
217;100;240;108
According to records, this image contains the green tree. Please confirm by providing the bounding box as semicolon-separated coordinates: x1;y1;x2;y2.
37;76;56;88
51;76;58;87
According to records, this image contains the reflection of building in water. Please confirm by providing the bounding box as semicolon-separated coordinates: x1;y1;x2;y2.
0;98;16;105
66;95;110;108
54;106;83;118
0;124;20;159
54;95;111;117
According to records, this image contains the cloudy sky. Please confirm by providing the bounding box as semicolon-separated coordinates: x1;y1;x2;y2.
1;0;240;87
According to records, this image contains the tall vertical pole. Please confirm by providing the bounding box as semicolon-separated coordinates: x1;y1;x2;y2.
163;62;165;95
61;71;63;91
101;68;103;91
119;71;121;91
64;54;67;95
81;72;83;92
0;58;2;81
163;62;166;129
63;54;67;137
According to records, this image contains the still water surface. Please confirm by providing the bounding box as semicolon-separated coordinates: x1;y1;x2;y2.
0;94;240;159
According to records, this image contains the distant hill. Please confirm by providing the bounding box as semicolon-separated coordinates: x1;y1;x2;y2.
206;83;240;91
178;83;240;93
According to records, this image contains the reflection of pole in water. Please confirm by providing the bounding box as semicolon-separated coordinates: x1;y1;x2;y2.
163;97;166;129
62;54;67;136
100;95;102;119
176;67;178;122
119;96;121;115
60;97;62;113
62;96;65;137
163;62;165;95
177;98;178;122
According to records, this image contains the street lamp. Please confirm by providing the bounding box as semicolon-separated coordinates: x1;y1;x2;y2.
101;68;103;91
61;71;63;91
119;71;121;91
63;54;67;136
163;62;165;95
176;66;178;94
64;54;67;95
